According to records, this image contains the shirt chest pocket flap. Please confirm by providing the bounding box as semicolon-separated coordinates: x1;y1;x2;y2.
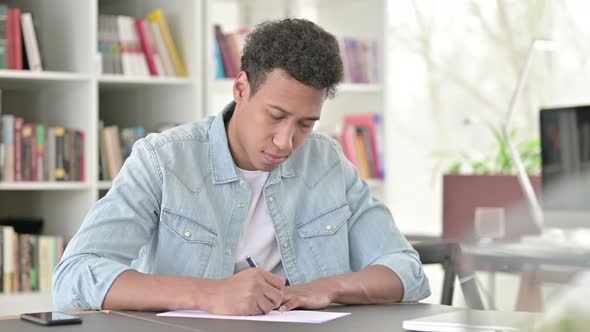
161;208;217;246
296;203;352;238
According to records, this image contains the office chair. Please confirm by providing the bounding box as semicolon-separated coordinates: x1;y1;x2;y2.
410;238;485;309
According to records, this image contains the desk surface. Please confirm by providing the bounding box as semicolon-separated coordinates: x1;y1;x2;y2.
463;242;590;268
0;303;460;332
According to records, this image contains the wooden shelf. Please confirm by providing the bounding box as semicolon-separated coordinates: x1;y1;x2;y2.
0;182;90;191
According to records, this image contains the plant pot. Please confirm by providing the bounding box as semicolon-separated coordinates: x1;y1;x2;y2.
442;174;541;243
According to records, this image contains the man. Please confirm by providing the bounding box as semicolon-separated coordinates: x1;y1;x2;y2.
53;18;430;315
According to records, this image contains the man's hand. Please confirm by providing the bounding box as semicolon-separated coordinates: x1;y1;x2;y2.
202;268;285;315
279;279;338;311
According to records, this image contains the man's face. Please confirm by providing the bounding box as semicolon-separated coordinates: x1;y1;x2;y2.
227;69;326;171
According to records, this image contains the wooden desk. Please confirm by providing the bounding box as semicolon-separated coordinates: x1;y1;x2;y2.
463;243;590;311
0;303;460;332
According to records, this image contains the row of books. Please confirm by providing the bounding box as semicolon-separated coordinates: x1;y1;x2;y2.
0;5;43;71
341;113;385;180
99;121;145;181
0;114;85;182
1;226;63;294
339;38;379;84
98;9;186;77
212;25;251;79
212;25;379;84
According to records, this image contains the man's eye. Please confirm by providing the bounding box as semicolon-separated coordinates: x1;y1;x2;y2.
269;113;284;120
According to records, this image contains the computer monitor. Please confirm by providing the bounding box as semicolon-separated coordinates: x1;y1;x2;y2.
540;105;590;228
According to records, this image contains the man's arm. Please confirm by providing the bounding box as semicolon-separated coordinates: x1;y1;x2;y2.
103;269;285;315
53;137;285;315
280;265;402;311
281;138;430;312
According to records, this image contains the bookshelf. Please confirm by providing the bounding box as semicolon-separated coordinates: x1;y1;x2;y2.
0;0;201;316
0;0;388;315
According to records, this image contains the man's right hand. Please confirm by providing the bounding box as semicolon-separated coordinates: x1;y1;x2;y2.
201;268;285;315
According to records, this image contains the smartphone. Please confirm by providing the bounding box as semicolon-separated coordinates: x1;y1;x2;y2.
20;311;82;326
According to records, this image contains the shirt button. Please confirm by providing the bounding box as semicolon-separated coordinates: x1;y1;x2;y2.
239;180;246;186
226;248;232;256
326;225;333;231
268;196;274;203
184;231;191;238
238;202;245;208
282;241;289;248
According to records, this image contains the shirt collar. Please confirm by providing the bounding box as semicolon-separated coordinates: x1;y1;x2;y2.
209;102;296;185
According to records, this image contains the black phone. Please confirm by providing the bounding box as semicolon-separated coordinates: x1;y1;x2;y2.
20;311;82;326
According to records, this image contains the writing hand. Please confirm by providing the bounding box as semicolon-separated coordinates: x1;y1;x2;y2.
203;268;285;315
279;280;335;312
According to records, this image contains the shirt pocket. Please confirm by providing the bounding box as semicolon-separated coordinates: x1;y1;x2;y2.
296;203;352;276
156;208;217;277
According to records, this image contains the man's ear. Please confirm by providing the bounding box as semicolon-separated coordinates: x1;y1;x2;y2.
233;71;250;104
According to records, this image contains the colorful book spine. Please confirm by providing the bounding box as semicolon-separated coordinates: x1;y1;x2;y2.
213;25;236;78
14;117;23;181
20;12;42;71
147;9;187;77
36;123;44;181
2;114;14;181
136;18;158;76
7;8;22;70
54;127;66;181
0;5;7;69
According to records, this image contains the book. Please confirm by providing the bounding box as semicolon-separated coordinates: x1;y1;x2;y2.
103;125;123;180
147;9;187;77
54;127;66;181
0;88;3;181
343;113;384;179
136;18;160;76
14;117;23;181
341;125;359;168
1;114;14;181
45;127;55;181
0;5;7;69
2;226;15;293
148;21;175;77
7;8;22;70
354;128;372;179
98;120;109;181
213;24;236;78
20;12;42;71
21;123;34;181
36;123;45;181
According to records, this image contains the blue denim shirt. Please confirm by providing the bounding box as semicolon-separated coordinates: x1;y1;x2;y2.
53;103;430;311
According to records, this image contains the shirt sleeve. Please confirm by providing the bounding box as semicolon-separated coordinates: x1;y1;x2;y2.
52;138;163;311
331;140;432;302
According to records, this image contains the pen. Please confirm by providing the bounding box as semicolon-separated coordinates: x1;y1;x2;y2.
245;256;258;268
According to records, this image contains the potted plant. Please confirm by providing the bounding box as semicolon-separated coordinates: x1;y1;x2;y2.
435;122;542;243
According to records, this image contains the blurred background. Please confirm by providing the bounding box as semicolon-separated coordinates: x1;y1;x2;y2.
1;0;590;318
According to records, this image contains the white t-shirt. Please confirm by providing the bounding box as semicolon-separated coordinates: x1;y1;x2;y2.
233;168;286;279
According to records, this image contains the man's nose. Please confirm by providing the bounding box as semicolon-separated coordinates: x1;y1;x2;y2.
273;125;294;152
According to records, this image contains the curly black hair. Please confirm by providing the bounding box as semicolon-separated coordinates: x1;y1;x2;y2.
241;18;344;99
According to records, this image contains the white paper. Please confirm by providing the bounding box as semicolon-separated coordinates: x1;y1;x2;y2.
157;309;350;324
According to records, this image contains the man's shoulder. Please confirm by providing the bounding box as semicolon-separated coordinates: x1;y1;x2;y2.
289;132;346;178
143;117;214;150
301;131;343;155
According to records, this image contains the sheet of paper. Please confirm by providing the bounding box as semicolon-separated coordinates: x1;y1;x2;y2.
157;309;350;324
